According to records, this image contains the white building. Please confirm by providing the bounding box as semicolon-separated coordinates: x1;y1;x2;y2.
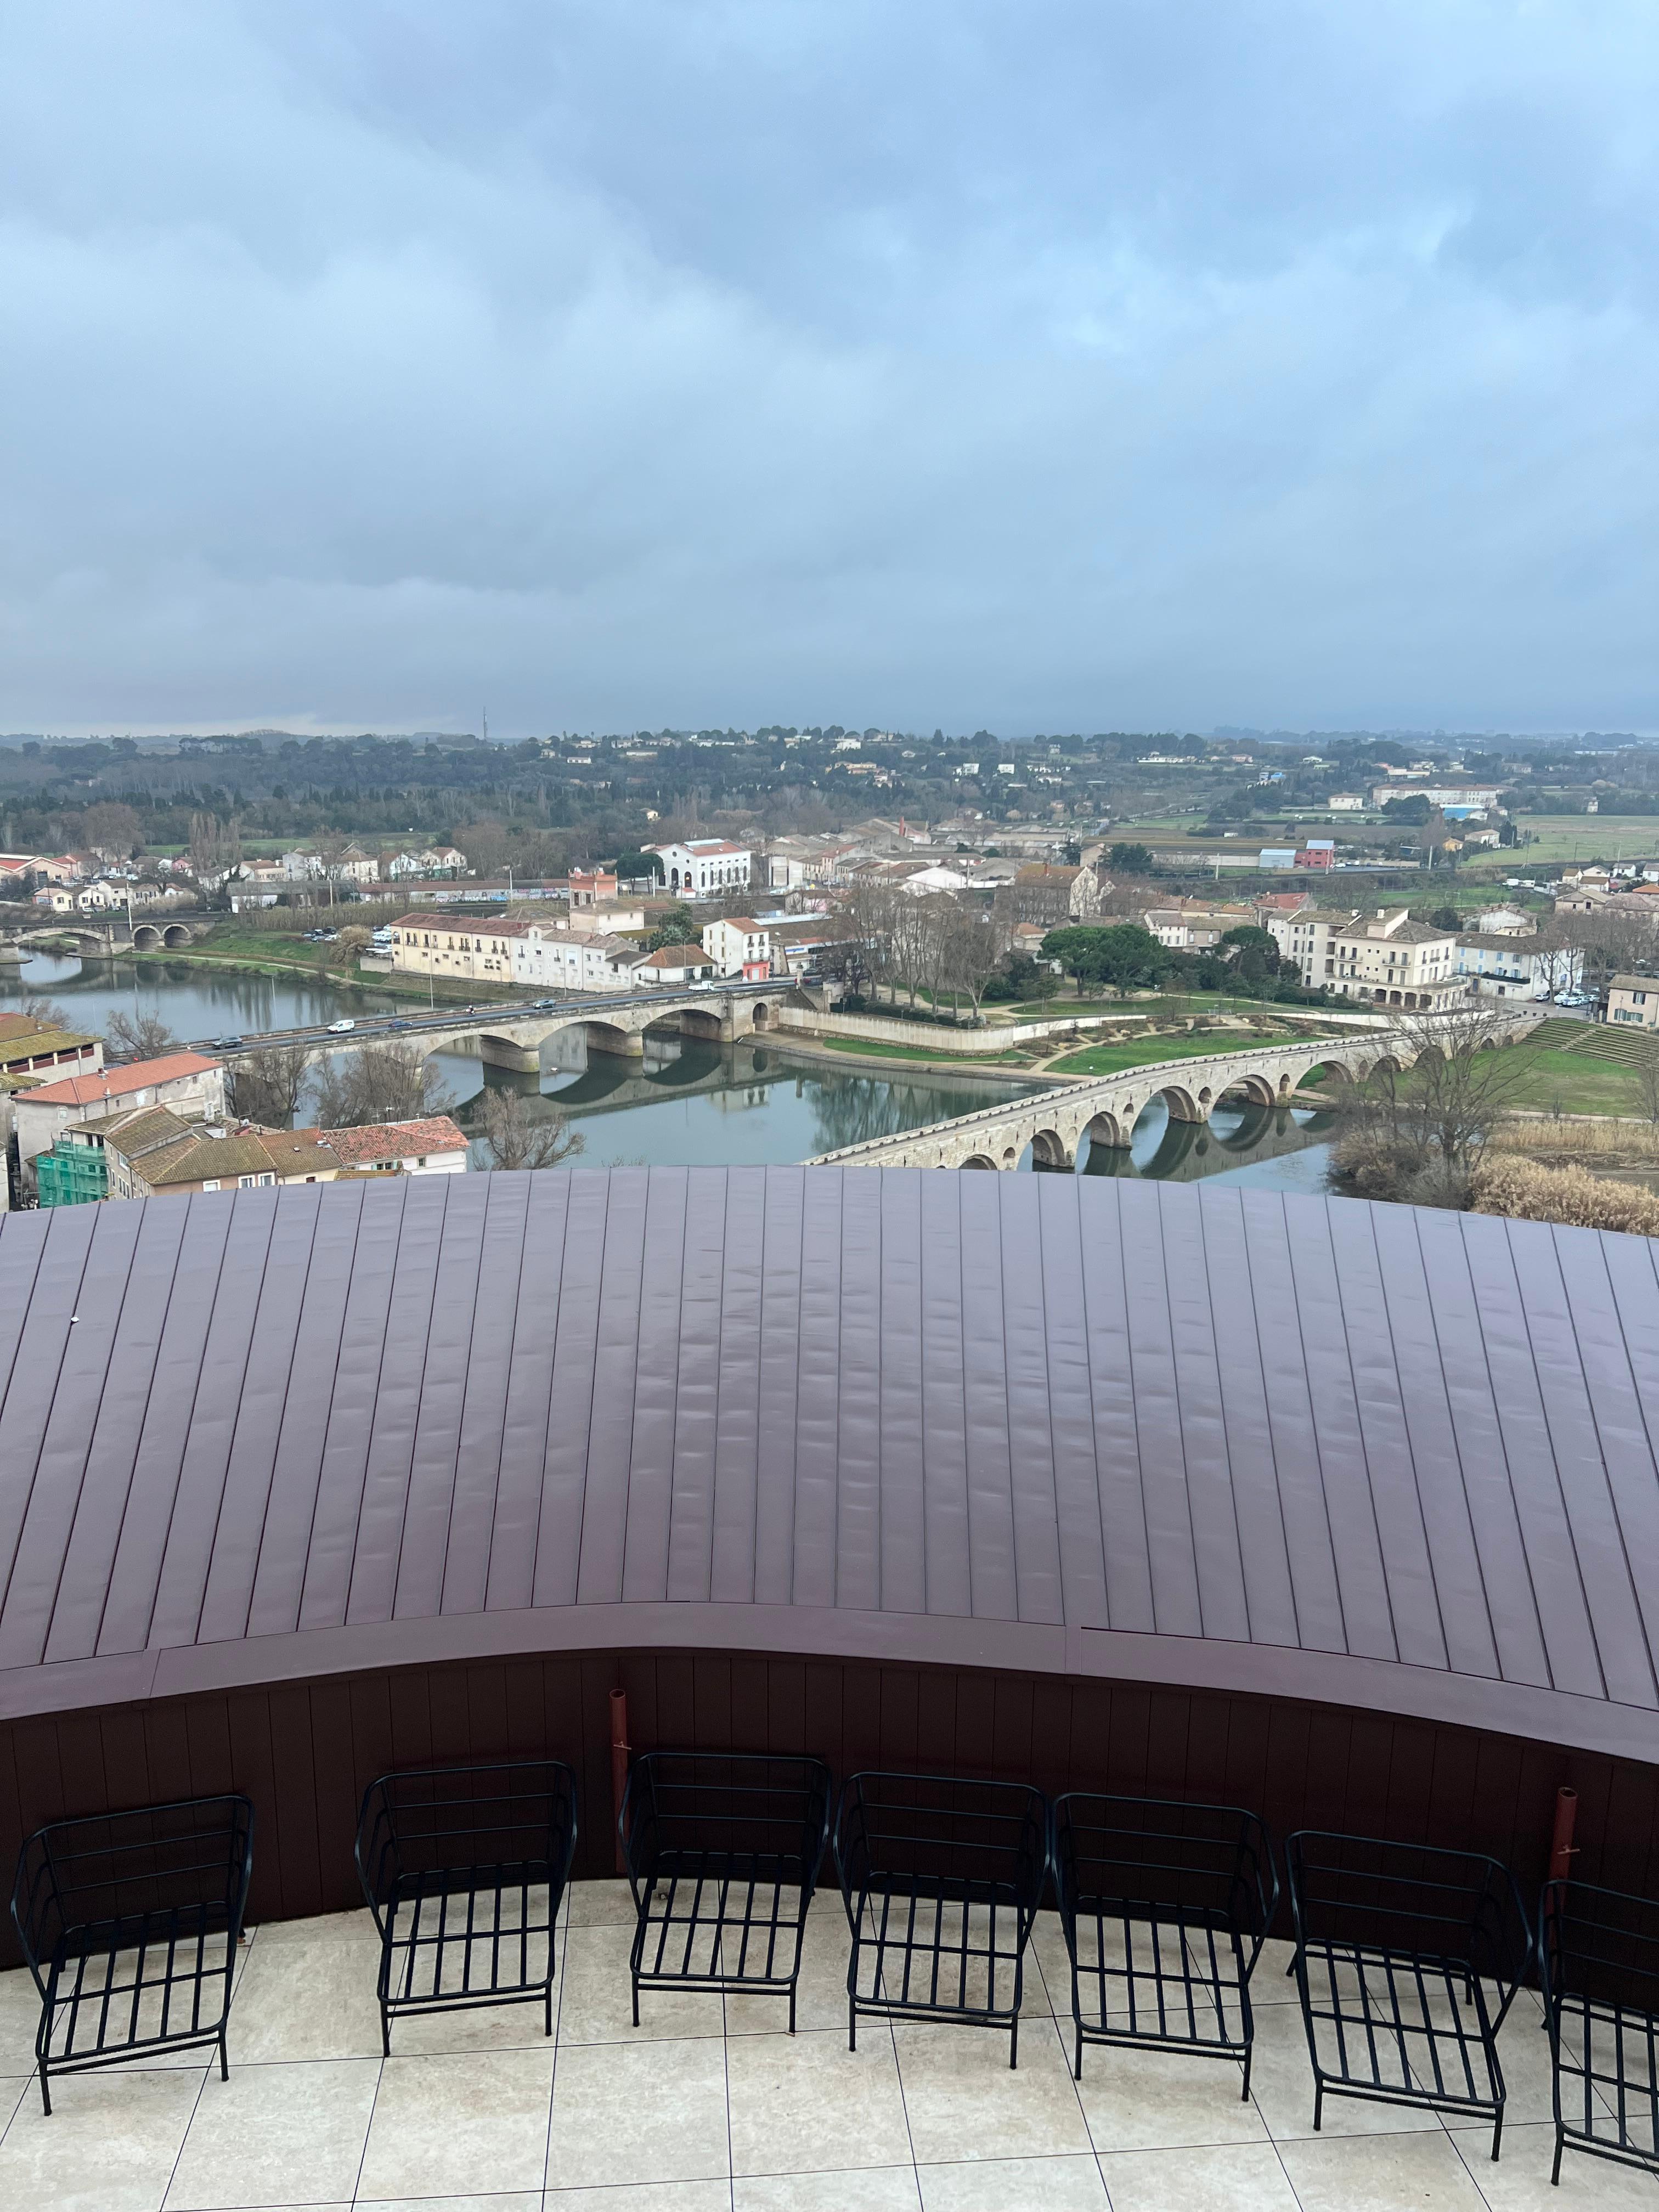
321;1117;470;1176
1609;977;1659;1031
1327;909;1465;1009
629;943;717;984
648;839;752;897
386;916;632;993
1455;933;1583;1000
702;917;773;978
1260;906;1360;985
511;925;631;994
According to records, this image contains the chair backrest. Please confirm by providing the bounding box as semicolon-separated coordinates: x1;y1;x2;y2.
1541;1878;1659;2022
1286;1829;1529;1995
620;1751;831;1888
1053;1792;1278;1957
834;1771;1049;1911
10;1794;255;1976
354;1759;577;1912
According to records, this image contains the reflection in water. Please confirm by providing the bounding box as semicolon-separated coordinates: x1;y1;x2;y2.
441;1037;1047;1171
1077;1096;1338;1184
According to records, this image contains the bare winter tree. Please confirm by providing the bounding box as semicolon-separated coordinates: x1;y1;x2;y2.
1333;1003;1541;1206
18;992;71;1031
227;1043;312;1127
312;1041;453;1128
105;1009;178;1061
831;881;898;999
476;1087;584;1170
941;897;1000;1023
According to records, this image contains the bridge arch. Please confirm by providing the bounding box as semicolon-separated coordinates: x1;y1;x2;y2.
1028;1128;1070;1170
132;924;161;950
1150;1084;1204;1124
962;1154;997;1170
1081;1109;1127;1155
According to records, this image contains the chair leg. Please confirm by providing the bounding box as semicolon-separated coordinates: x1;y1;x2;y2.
1490;2104;1504;2164
1074;2026;1084;2081
218;2027;229;2082
545;1982;554;2039
1240;2044;1253;2102
1550;2128;1564;2186
848;1995;857;2053
1312;2083;1323;2134
1009;2014;1019;2070
631;1978;640;2029
380;2005;391;2060
37;2061;51;2118
788;1985;797;2036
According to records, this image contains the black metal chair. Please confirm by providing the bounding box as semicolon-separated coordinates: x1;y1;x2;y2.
1286;1829;1530;2158
834;1770;1048;2066
1052;1792;1278;2095
1540;1877;1659;2186
354;1758;577;2054
620;1751;832;2029
10;1792;255;2115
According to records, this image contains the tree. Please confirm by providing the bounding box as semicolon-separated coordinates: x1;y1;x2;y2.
105;1009;178;1061
1108;842;1154;874
1331;1004;1538;1205
1381;794;1432;825
80;801;144;857
1219;924;1282;985
1042;922;1167;998
227;1043;311;1127
645;905;701;951
17;992;70;1029
187;810;241;882
940;899;1000;1022
612;849;664;884
476;1086;584;1170
312;1042;454;1128
1429;907;1461;931
331;925;372;969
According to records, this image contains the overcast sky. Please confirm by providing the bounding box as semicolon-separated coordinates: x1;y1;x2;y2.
2;2;1655;737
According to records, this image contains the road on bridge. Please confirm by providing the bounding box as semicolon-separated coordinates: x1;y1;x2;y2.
168;978;791;1058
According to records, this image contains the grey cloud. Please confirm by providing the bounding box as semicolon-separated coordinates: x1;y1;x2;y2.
0;0;1655;733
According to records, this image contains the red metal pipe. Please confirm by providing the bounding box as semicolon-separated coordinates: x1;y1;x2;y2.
1549;1785;1579;1885
610;1688;630;1876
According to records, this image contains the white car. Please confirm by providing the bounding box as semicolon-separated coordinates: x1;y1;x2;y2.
326;1018;356;1034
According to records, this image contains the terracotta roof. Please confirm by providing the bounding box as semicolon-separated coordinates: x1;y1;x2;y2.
639;944;713;965
18;1052;221;1107
0;1026;98;1064
320;1115;468;1165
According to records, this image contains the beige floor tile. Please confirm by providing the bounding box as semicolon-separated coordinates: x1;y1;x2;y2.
892;2014;1091;2165
736;2170;922;2210
917;2150;1108;2209
545;2035;730;2190
1098;2139;1302;2212
1454;2120;1658;2208
727;2025;912;2177
245;1906;379;1944
228;1930;386;2063
1072;2038;1267;2152
364;2197;540;2212
565;1878;638;1929
0;2061;207;2212
1245;1994;1440;2140
0;1966;44;2076
726;1897;854;2036
559;1921;724;2043
163;2055;378;2210
357;2045;555;2199
1278;2125;1487;2209
544;2190;730;2211
1253;1938;1306;1997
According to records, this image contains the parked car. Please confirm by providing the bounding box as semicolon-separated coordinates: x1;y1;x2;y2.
388;1018;411;1030
1554;991;1595;1008
327;1018;356;1034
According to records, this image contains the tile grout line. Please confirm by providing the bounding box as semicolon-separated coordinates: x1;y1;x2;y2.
539;1914;568;2207
720;1986;735;2212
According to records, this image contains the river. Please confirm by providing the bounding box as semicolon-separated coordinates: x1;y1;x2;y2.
4;952;1340;1189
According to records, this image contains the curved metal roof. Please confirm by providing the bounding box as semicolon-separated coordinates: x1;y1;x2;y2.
2;1169;1658;1762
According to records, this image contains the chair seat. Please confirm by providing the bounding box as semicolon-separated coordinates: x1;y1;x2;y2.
633;1847;811;1990
44;1902;235;2062
1069;1901;1251;2052
1552;1991;1659;2171
1300;1940;1503;2115
381;1860;558;2007
849;1875;1027;2023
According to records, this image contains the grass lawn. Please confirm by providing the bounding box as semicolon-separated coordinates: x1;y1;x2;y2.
807;1035;1033;1066
1466;815;1659;871
1047;1027;1336;1077
1489;1046;1651;1118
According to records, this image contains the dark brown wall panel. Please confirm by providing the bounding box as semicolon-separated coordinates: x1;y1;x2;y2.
1;1645;1651;1970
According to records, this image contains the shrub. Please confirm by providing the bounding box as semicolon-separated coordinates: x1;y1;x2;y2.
1469;1156;1659;1236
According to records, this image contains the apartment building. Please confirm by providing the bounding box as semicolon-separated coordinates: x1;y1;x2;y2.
13;1052;227;1169
1327;909;1465;1009
1259;905;1359;985
98;1111;341;1199
702;917;773;979
321;1117;469;1175
1456;933;1582;1000
1142;902;1258;950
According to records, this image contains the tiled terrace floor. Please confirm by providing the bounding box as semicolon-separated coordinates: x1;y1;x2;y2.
0;1880;1647;2212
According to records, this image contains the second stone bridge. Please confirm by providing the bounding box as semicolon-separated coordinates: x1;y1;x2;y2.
807;1014;1543;1171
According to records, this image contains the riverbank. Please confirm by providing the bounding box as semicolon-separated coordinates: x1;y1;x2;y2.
761;1034;1074;1082
131;942;523;1005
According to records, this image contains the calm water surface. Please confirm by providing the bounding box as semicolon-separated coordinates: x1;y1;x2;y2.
4;952;1339;1189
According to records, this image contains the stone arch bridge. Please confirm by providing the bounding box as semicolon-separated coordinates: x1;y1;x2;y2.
808;1013;1545;1171
15;918;206;953
242;983;811;1071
